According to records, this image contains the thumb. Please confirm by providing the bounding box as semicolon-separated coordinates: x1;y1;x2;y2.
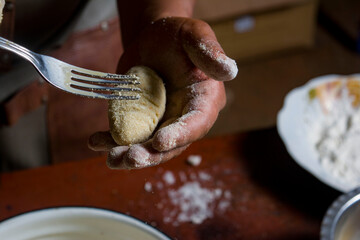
181;19;238;81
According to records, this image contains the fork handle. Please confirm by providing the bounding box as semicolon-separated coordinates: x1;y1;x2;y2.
0;36;38;64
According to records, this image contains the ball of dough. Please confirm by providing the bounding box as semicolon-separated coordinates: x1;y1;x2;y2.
108;66;166;145
0;0;4;23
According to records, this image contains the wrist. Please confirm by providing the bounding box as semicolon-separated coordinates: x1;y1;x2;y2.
118;0;195;48
144;0;195;22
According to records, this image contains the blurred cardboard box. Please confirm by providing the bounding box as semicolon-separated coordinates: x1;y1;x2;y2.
194;0;318;61
318;0;360;52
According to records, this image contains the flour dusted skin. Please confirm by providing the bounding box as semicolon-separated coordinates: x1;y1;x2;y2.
108;66;166;145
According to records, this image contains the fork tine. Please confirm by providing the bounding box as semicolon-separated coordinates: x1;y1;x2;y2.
69;81;142;92
71;69;139;81
68;87;140;100
71;76;140;85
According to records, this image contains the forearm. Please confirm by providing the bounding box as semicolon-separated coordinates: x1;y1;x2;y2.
117;0;195;48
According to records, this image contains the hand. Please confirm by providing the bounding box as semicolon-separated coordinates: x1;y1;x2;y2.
88;17;238;169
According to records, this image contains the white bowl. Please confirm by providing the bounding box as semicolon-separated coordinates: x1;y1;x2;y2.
277;74;360;192
0;207;170;240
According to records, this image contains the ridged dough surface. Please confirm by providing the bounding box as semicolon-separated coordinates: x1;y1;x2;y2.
0;0;4;23
108;66;166;145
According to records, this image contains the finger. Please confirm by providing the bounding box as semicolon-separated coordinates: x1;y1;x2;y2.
88;131;118;151
152;80;225;152
106;145;129;169
107;140;189;169
180;19;238;81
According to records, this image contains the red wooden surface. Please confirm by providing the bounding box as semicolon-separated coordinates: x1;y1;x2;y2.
0;128;340;240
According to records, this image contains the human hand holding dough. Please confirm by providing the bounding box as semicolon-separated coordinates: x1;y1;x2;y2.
108;66;166;146
88;17;238;169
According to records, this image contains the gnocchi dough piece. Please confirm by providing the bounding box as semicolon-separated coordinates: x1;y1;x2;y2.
108;66;166;145
0;0;4;23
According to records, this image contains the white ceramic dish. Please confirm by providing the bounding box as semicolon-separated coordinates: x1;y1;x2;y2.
0;207;170;240
277;74;360;193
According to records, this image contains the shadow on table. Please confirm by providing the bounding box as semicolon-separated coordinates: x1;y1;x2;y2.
242;127;340;219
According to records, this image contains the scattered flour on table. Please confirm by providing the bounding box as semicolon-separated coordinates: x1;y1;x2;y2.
304;81;360;188
186;155;202;166
163;171;176;185
167;182;225;224
144;182;153;192
143;168;232;225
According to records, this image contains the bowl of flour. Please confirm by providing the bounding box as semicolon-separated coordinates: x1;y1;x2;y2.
277;74;360;192
0;207;170;240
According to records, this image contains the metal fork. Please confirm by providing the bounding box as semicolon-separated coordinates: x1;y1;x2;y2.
0;36;141;100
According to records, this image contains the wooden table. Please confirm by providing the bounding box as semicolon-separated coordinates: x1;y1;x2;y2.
0;128;340;240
